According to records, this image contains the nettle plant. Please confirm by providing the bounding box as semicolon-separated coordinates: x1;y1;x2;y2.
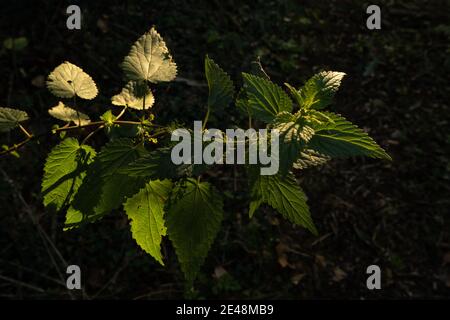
0;27;390;285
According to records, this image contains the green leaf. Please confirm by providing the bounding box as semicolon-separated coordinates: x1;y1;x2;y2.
275;120;315;175
42;138;96;211
242;73;292;122
167;179;224;284
111;81;155;110
3;37;28;51
205;55;234;109
0;107;29;132
308;112;391;160
124;179;173;265
248;168;317;234
100;110;117;125
65;138;145;229
46;61;98;100
284;82;303;107
298;71;346;109
293;149;330;170
121;147;188;178
235;88;250;118
272;111;315;175
48;102;90;125
121;27;177;83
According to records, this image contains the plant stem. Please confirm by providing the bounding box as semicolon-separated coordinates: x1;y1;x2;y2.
0;136;33;156
0;119;165;157
143;92;146;113
116;106;127;120
81;125;105;145
202;106;210;131
54;121;104;132
18;124;32;138
73;96;81;127
113;120;143;125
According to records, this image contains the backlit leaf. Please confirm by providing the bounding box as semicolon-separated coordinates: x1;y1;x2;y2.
121;27;177;83
42;138;96;211
167;179;223;284
111;81;155;110
124;179;173;265
48;102;90;125
0;107;29;132
47;61;98;100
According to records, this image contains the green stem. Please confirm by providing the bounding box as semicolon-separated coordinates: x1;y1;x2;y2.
202;106;210;131
0;136;33;156
0;120;166;157
247;105;252;129
143;90;146;113
73;96;81;127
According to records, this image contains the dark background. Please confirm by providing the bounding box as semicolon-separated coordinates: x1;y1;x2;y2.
0;0;449;299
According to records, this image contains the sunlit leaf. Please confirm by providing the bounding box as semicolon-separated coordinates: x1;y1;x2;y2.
205;55;234;109
242;73;293;122
124;179;172;265
308;112;391;160
121;27;177;83
42;138;96;211
297;71;346;109
48;101;90;125
47;61;98;100
111;81;154;110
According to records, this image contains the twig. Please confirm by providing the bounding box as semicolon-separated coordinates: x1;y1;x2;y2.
0;169;78;299
0;120;162;157
116;106;127;120
19;124;32;138
81;125;104;145
0;136;33;156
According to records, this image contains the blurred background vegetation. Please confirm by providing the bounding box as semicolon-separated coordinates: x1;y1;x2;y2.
0;0;449;299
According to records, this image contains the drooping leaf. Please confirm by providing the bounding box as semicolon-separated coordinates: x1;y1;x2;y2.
124;179;173;265
242;73;292;122
121;27;177;83
46;61;98;100
293;149;331;170
297;71;346;110
48;102;90;125
42;138;96;211
308;112;391;160
111;81;155;110
65;138;145;229
0;107;29;132
166;179;224;284
248;167;317;234
205;55;234;109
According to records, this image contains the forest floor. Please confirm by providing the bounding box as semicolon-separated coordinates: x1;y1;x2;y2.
0;0;449;299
